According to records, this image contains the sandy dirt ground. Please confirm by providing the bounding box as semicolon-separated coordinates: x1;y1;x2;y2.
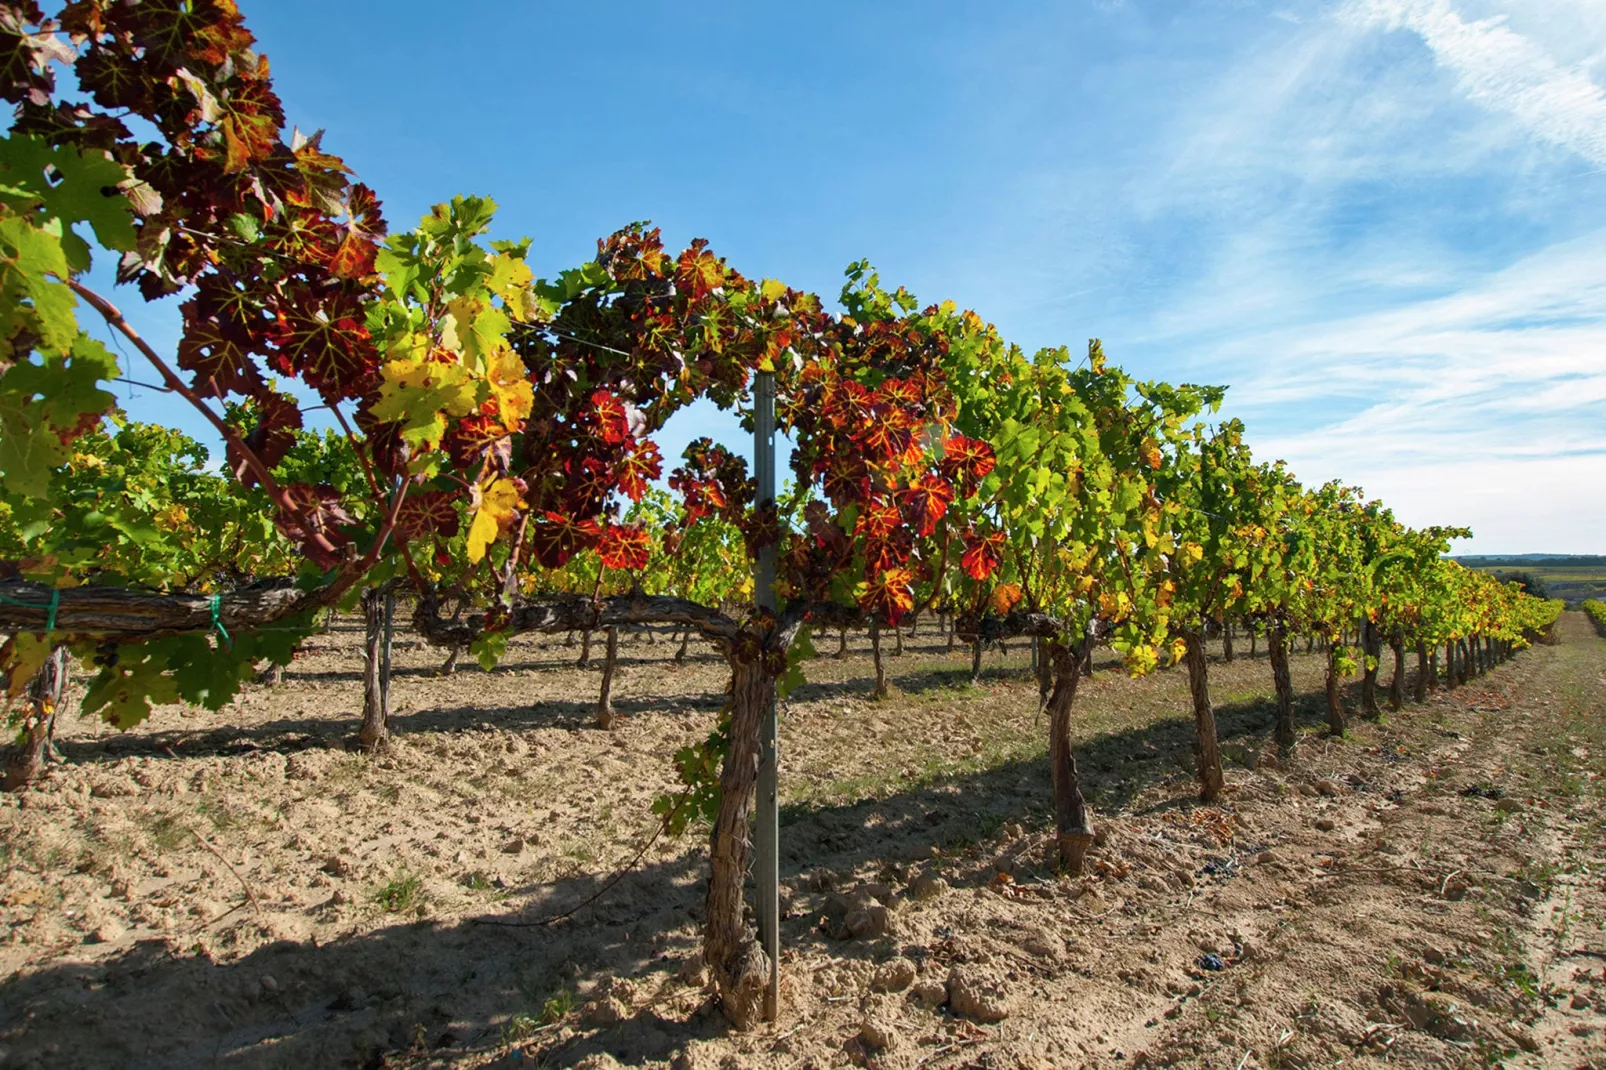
0;612;1602;1070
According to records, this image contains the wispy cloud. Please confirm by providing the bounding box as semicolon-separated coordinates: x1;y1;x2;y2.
1230;227;1606;405
1080;0;1606;551
1342;0;1606;165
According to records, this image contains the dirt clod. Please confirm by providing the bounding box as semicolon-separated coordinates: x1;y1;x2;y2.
860;1012;901;1051
583;995;628;1026
946;964;1014;1022
870;957;918;992
86;921;123;944
847;905;895;940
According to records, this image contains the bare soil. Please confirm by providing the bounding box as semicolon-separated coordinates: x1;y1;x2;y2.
1;615;1603;1070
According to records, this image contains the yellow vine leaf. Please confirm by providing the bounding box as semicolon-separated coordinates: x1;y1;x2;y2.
490;253;537;320
371;357;478;449
467;478;524;563
990;583;1024;614
485;346;533;430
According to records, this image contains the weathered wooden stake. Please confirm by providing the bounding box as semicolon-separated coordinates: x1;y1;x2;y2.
753;370;780;1022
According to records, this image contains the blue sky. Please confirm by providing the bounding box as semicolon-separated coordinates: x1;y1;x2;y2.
99;0;1606;553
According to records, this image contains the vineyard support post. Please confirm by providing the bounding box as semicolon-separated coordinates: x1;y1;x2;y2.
381;588;395;721
753;370;780;1022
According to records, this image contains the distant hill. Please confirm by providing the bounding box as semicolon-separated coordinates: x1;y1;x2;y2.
1450;555;1606;606
1452;554;1606;569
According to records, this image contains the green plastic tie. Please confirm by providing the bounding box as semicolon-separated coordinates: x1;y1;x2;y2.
0;589;60;633
209;593;231;646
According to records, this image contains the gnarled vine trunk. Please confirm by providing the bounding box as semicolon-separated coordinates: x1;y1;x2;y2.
1182;629;1225;802
675;629;692;665
1221;619;1234;663
1268;620;1296;753
870;620;888;700
576;628;593;669
595;626;619;729
1360;618;1382;719
970;636;984;685
1325;644;1346;736
1388;637;1405;712
3;645;68;792
437;645;461;676
834;627;849;660
704;654;777;1031
358;587;392;752
1046;638;1095;872
1414;642;1429;703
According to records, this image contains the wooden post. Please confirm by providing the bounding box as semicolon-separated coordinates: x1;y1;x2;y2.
753;370;780;1022
381;587;395;719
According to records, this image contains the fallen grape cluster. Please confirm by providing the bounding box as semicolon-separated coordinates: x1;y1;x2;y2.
0;1;1564;1030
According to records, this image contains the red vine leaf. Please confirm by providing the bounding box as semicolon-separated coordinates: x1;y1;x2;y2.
860;566;916;625
598;523;651;571
961;530;1005;581
899;476;954;537
941;435;996;492
265;290;379;401
227;389;301;485
277;483;355;568
396;490;460;540
590;389;630;446
614;437;662;502
527;511;601;569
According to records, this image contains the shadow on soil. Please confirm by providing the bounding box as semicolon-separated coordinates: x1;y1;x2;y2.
3;660;1382;1069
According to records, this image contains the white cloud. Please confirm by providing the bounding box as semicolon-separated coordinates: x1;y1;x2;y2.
1233;227;1606;421
1075;2;1606;552
1330;454;1606;555
1219;228;1606;551
1342;0;1606;165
